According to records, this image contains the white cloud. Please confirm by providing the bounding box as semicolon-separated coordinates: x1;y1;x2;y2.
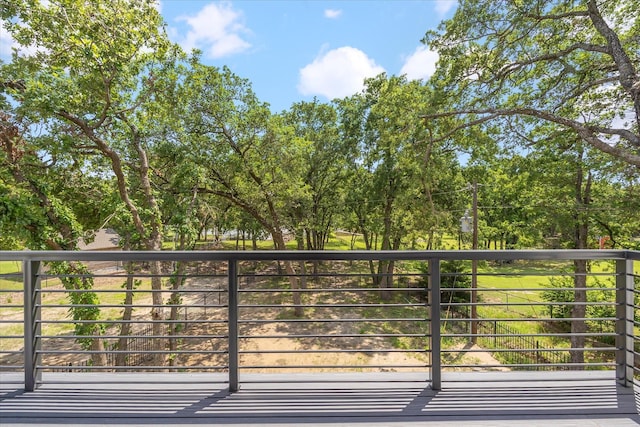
0;19;41;58
175;2;250;59
0;20;13;58
324;9;342;19
434;0;457;17
298;46;385;99
400;45;439;81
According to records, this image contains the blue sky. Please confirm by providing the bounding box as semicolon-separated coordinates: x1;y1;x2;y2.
160;1;458;112
0;1;458;113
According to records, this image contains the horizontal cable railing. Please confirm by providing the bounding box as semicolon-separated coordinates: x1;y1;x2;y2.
234;260;431;374
0;249;638;392
0;261;23;372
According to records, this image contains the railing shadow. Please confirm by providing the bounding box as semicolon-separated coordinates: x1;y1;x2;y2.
1;372;639;424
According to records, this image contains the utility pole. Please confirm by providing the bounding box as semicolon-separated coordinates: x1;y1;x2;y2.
471;181;478;344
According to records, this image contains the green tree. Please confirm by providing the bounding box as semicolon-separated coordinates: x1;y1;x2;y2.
421;0;640;362
464;154;537;250
517;136;624;363
282;99;347;251
0;110;107;365
180;63;309;315
338;74;460;297
1;0;184;364
422;0;640;167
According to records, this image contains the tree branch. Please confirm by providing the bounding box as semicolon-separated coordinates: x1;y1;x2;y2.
421;108;640;167
496;42;609;79
524;10;589;20
587;0;640;125
56;109;148;236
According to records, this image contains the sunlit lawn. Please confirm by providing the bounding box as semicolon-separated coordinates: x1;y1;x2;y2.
0;260;22;291
212;230;371;250
469;260;621;353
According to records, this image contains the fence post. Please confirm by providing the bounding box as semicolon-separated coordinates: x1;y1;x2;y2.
24;259;41;391
429;258;441;391
616;259;634;388
228;259;239;392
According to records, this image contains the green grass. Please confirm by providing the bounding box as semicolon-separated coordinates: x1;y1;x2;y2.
0;278;22;292
326;231;370;250
205;231;378;251
473;260;619;317
0;260;22;291
0;261;21;274
465;259;622;367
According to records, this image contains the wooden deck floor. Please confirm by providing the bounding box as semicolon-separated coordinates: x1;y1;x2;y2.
1;371;639;426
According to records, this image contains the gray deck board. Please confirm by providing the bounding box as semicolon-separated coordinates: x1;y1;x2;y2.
1;371;638;426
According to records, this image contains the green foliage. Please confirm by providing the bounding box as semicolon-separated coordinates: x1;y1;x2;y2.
2;0;637;258
281;99;346;249
178;62;312;247
417;260;472;306
47;262;103;350
337;74;465;254
542;275;575;321
541;264;624;345
423;0;640;167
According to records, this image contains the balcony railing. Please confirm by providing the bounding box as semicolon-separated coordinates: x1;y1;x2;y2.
1;249;638;393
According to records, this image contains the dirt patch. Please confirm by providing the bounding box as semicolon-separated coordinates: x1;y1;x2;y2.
444;342;510;371
0;265;507;373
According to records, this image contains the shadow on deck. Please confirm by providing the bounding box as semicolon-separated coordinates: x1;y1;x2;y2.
1;371;639;426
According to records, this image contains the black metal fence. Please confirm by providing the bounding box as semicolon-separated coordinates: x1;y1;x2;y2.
478;320;571;369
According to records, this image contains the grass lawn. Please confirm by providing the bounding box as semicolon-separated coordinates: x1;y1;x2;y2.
210;230;372;250
477;263;560;318
0;260;22;291
475;260;618;315
467;259;621;362
0;261;21;273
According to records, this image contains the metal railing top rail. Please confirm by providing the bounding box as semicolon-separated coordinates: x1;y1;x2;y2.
627;250;640;261
0;249;636;262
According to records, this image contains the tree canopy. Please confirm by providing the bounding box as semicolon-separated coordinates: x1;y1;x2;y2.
422;0;640;167
1;0;638;255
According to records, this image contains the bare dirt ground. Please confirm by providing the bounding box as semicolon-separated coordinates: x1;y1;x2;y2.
0;265;506;372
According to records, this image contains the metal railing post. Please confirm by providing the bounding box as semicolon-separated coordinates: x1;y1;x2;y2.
429;258;441;391
616;258;634;387
228;259;239;392
23;259;41;391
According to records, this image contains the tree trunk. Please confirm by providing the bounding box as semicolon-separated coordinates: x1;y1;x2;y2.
378;200;394;301
570;160;592;366
116;263;135;368
296;229;308;290
273;230;303;317
571;258;588;366
146;230;165;367
168;260;186;370
149;259;165;367
358;222;378;287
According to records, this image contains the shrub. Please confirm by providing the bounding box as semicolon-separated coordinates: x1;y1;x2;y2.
417;260;472;308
